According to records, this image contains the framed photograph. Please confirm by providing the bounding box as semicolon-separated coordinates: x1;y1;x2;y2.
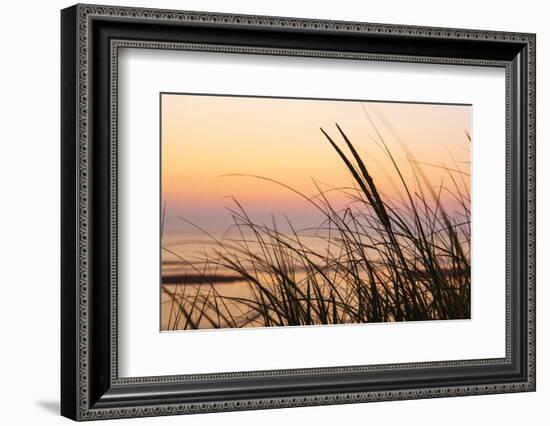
61;4;536;421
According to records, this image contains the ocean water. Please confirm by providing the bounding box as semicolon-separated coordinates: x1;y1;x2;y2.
160;226;471;330
161;230;333;330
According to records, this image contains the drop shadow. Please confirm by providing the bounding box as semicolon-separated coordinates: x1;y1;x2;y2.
36;400;59;415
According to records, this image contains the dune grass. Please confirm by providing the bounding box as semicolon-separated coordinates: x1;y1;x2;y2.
162;120;471;330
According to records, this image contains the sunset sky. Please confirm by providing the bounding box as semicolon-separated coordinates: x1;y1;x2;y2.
161;94;471;239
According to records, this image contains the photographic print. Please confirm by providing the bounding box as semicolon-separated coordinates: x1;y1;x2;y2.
160;94;472;331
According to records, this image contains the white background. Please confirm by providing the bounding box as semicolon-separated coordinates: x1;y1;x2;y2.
0;0;547;425
119;49;505;376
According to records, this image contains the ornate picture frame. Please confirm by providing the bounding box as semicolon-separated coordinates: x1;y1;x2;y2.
61;4;535;421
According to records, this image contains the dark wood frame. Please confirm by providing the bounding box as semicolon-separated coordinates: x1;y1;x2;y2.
61;4;536;421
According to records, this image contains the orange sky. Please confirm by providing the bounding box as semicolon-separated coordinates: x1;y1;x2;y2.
161;94;471;236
